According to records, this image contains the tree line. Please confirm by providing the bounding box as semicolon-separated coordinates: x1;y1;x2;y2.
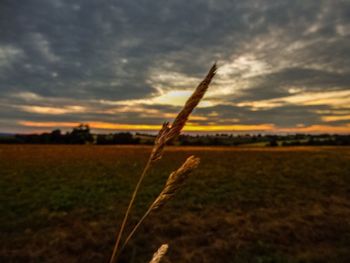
1;124;349;146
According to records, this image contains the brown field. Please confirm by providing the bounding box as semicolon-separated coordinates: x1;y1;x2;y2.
1;145;350;263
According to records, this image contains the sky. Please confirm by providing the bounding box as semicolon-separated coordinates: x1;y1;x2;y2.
0;0;350;134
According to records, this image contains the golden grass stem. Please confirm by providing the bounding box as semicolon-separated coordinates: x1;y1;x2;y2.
116;199;155;259
109;156;153;263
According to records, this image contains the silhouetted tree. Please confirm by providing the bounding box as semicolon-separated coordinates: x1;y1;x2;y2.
112;132;140;144
50;129;63;143
68;124;93;144
268;139;278;147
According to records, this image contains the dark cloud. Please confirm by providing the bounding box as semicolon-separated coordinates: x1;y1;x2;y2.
0;0;349;132
235;68;350;101
195;104;328;127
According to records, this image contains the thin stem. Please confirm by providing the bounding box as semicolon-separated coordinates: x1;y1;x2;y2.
116;202;156;260
110;156;153;263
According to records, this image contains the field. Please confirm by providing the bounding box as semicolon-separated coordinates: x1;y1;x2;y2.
1;145;350;263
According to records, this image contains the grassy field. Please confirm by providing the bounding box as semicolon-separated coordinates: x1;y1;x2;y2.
1;145;350;263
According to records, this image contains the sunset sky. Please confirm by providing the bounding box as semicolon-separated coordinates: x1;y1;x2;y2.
1;0;350;134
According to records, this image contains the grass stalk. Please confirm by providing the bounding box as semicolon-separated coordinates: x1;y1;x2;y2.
109;157;153;263
110;63;216;263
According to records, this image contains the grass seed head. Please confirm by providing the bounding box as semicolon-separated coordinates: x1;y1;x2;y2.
166;63;217;141
152;156;200;210
149;244;169;263
151;122;171;162
150;63;217;163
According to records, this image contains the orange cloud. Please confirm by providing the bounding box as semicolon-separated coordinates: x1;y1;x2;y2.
18;121;350;133
276;124;350;133
321;115;350;122
18;121;161;130
18;120;274;132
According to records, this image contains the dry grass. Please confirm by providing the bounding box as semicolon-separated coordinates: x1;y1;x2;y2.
110;64;217;263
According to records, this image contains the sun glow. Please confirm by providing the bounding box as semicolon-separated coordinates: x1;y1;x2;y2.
153;90;192;106
100;89;216;108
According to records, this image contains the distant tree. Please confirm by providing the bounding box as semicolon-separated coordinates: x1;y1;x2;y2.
113;132;138;144
268;139;278;147
96;132;140;145
50;129;63;143
68;124;93;144
307;137;315;145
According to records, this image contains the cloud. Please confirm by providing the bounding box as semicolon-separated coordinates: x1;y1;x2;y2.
0;0;349;133
0;45;24;73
